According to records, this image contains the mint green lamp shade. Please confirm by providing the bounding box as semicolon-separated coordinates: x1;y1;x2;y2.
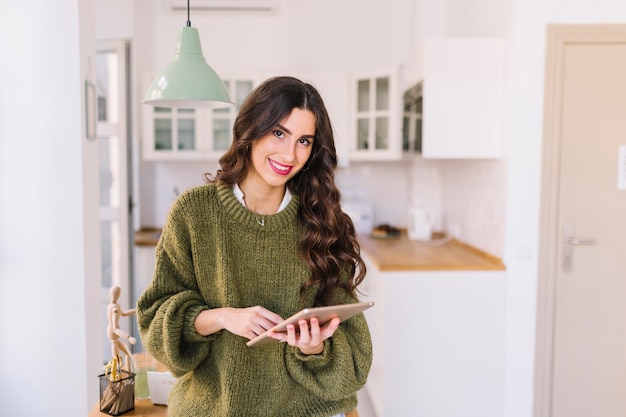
143;26;233;109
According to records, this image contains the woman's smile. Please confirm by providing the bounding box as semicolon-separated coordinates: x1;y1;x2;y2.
268;158;293;175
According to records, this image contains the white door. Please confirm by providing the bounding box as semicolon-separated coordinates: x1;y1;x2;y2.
96;40;135;365
539;25;626;417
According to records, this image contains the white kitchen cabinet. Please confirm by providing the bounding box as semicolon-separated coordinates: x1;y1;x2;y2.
360;253;506;417
422;38;504;159
141;75;257;161
349;70;402;161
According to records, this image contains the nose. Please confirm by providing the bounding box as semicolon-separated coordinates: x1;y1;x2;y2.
278;139;296;163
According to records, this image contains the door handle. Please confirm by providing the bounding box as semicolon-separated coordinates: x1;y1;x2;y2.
566;237;597;245
563;223;597;273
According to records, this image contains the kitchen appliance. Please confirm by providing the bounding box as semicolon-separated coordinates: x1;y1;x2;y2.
342;200;374;236
148;371;176;405
407;207;434;241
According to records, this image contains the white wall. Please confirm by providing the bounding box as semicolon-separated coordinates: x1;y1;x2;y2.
135;0;415;75
0;0;101;415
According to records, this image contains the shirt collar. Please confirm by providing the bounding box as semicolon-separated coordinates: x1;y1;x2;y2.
233;184;292;214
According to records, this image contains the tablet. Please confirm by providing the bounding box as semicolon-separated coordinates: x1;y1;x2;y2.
246;301;374;347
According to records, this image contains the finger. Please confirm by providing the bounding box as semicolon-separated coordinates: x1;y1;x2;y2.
319;317;340;339
248;306;283;327
297;319;311;345
260;310;284;325
308;317;321;343
250;323;266;336
328;317;340;330
249;316;275;336
266;331;287;343
287;324;298;346
256;318;278;332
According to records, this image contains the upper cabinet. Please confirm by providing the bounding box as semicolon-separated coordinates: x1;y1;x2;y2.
421;37;505;159
349;70;402;161
141;75;257;161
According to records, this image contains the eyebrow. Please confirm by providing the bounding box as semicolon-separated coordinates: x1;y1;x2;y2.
276;123;316;141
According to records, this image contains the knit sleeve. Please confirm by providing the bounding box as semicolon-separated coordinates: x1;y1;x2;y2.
283;303;373;402
136;193;215;377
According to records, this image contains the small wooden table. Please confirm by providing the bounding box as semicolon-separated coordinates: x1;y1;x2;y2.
89;399;359;417
88;399;167;417
87;400;359;417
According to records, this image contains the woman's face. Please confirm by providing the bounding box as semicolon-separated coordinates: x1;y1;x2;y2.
246;107;315;191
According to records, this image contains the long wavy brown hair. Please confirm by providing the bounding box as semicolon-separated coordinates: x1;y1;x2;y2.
205;76;366;306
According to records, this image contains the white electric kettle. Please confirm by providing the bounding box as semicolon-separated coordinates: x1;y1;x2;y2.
407;207;434;241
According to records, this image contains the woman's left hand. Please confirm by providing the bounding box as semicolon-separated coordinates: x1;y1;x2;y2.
268;317;340;355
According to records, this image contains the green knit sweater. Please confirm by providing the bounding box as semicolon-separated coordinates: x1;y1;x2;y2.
137;182;372;417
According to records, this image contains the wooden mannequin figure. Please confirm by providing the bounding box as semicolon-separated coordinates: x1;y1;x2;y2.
107;285;136;371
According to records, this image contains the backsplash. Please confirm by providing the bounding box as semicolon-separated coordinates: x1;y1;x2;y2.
138;158;506;259
437;159;507;258
337;162;412;227
139;161;219;227
340;158;506;258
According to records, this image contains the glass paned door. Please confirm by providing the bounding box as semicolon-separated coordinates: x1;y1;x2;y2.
96;40;134;365
354;75;392;153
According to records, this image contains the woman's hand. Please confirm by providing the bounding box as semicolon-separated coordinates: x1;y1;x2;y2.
268;317;340;355
194;306;283;339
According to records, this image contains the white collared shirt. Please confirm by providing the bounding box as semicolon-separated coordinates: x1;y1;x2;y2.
233;184;292;213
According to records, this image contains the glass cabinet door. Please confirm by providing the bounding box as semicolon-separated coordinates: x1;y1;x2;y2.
176;108;196;150
356;79;371;150
152;107;196;152
375;77;389;150
153;107;173;150
352;73;398;159
213;79;254;152
142;76;256;160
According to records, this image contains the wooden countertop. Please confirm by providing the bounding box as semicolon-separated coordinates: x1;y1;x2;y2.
358;232;505;272
134;228;162;247
135;228;505;271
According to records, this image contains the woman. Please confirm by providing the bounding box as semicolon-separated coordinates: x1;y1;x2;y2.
137;76;372;417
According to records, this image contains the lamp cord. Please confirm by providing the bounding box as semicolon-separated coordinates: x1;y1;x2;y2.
186;0;191;27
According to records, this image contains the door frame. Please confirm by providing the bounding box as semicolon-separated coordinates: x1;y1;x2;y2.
96;39;135;362
535;23;626;417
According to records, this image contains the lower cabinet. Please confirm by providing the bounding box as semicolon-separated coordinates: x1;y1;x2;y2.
360;253;506;417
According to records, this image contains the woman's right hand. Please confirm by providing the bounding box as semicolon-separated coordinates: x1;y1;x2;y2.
194;306;283;340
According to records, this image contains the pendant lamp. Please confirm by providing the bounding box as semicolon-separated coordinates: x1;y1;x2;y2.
143;0;232;109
